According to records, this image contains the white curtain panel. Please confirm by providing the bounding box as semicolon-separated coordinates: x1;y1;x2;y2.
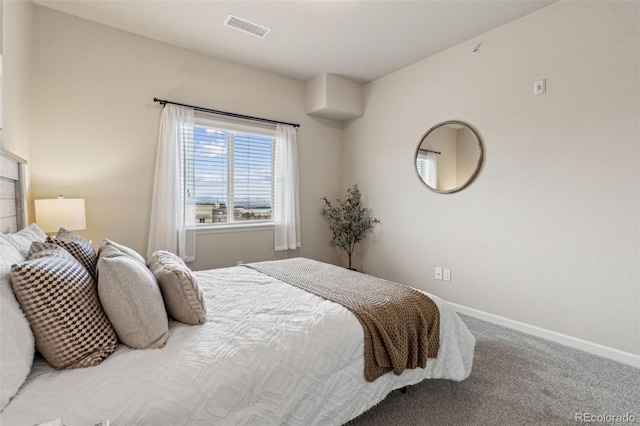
148;104;196;261
417;151;438;188
273;124;301;251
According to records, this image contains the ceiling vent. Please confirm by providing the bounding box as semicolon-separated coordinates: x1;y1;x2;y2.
223;14;271;39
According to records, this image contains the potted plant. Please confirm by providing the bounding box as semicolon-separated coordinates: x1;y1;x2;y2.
321;184;380;270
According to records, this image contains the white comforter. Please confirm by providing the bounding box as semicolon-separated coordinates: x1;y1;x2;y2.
1;265;475;426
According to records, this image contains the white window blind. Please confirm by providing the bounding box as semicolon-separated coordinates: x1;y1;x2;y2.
191;120;275;226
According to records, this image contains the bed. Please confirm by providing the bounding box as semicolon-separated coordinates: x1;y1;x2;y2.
0;151;475;425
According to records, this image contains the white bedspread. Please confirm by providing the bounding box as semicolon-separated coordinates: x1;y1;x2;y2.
1;265;475;426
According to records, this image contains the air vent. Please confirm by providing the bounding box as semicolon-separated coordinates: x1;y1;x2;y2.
223;14;271;38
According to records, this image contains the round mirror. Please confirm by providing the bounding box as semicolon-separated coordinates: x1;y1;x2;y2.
415;120;484;194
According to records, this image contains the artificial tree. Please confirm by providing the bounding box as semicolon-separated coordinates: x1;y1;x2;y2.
321;184;380;270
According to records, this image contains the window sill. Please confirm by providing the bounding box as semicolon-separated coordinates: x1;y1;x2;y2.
196;222;274;235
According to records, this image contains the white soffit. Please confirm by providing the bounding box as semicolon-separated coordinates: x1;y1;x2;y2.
33;0;555;84
306;74;364;122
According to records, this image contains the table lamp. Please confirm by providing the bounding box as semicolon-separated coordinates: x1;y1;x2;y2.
35;196;87;234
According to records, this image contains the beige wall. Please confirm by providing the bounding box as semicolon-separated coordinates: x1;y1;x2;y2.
30;6;343;269
16;1;640;357
1;0;34;161
343;2;639;355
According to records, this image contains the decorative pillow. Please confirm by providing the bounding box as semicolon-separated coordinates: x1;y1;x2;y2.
10;243;117;370
98;239;146;265
47;228;97;281
0;225;45;410
148;250;207;325
97;251;168;349
27;241;63;259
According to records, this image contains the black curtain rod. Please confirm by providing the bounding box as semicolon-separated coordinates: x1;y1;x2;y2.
418;148;441;155
153;98;300;128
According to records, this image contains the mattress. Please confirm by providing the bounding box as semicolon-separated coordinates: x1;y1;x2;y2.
1;265;475;425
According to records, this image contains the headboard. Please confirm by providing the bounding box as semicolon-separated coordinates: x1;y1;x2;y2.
0;149;28;233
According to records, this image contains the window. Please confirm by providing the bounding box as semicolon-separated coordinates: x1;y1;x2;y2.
416;151;437;188
191;119;275;226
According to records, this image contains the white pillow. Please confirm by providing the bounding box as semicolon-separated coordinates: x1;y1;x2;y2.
148;250;207;325
97;253;169;349
0;223;47;258
0;226;43;410
0;282;35;410
99;239;147;265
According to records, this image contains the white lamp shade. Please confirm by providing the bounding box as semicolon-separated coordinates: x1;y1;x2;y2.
35;197;87;233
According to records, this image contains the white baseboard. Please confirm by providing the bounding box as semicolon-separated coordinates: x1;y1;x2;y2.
449;302;640;369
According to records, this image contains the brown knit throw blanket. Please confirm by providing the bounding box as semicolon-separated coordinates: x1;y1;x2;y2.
244;258;440;382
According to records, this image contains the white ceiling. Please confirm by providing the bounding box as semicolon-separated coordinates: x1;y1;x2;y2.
33;0;555;84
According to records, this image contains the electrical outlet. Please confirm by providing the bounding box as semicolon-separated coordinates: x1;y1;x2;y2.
444;269;451;282
237;261;244;265
435;267;443;280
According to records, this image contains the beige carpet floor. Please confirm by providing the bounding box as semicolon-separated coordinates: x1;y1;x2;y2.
347;314;640;425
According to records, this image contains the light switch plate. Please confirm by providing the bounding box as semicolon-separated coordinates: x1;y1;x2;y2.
435;267;443;280
534;79;546;95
